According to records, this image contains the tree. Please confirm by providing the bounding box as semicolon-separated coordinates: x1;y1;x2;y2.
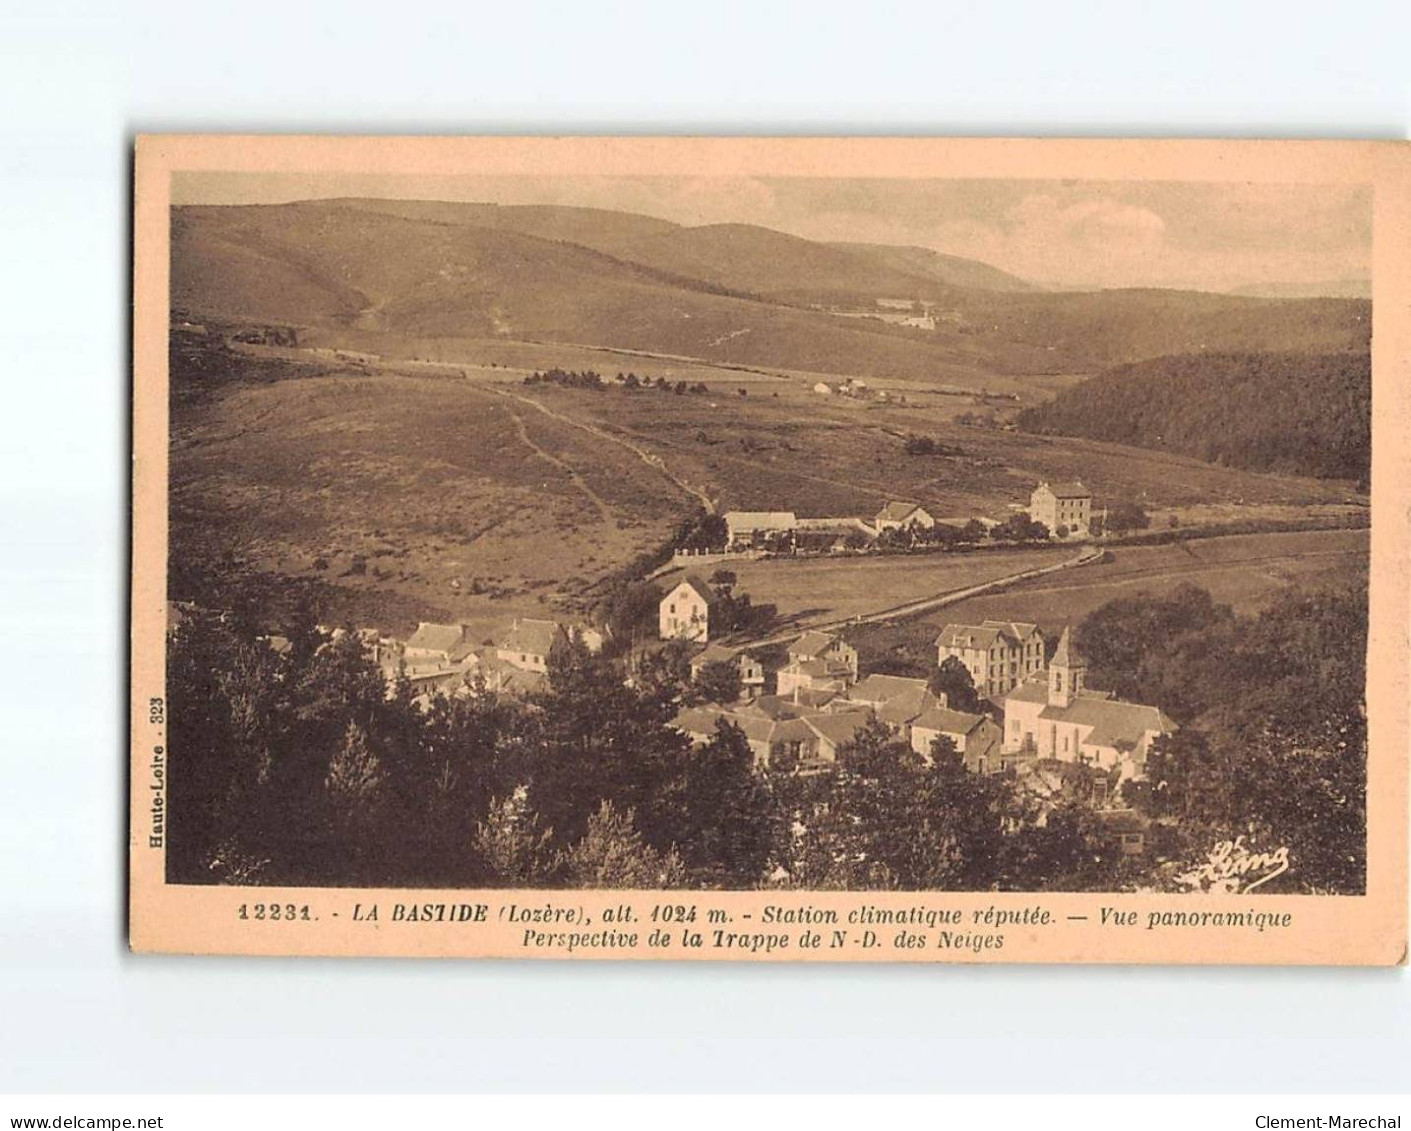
558;802;689;889
693;659;743;706
708;568;737;594
928;655;985;714
782;719;1009;891
475;787;557;886
666;720;777;888
1105;501;1151;535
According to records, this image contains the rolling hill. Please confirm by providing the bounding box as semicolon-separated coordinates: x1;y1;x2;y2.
1016;351;1371;483
171;199;1372;382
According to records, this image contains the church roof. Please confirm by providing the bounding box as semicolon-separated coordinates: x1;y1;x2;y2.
1051;626;1086;668
1037;694;1175;749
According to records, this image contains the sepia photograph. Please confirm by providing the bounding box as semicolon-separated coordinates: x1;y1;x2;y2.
129;136;1409;962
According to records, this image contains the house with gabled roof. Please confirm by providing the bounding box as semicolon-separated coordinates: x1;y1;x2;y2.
659;574;720;642
689;642;765;697
802;710;874;764
936;619;1044;698
403;622;476;669
910;706;1003;774
1001;628;1175;781
874;501;936;532
670;704;821;769
778;631;858;698
497;617;568;674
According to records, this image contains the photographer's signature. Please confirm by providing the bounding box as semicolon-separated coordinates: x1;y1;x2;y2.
1177;836;1290;894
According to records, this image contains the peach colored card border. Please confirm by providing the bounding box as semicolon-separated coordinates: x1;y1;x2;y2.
130;136;1409;964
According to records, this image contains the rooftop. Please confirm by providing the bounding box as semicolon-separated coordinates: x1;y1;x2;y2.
876;501;928;522
405;622;472;656
1038;480;1091;499
912;705;987;736
501;617;565;658
790;630;841;658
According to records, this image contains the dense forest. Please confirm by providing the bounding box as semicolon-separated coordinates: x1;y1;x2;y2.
166;578;1366;895
1017;351;1371;485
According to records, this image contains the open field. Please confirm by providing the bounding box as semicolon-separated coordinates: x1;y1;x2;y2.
170;331;1368;642
503;378;1365;521
715;545;1075;630
169;354;699;638
845;528;1369;674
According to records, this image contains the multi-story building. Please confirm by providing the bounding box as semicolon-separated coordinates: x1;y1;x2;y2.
935;620;1045;698
1029;480;1093;538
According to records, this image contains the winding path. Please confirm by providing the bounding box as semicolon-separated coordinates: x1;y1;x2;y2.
483;383;717;515
496;398;615;526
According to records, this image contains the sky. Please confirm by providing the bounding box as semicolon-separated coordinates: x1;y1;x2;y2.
173;172;1371;293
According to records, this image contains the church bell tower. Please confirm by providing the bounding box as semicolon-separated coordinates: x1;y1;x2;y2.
1048;626;1085;709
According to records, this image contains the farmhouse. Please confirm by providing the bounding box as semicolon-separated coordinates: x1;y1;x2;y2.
936;620;1045;698
801;710;874;764
843;674;937;731
463;650;548;698
689;643;765;697
1030;480;1092;539
402;622;475;669
670;704;823;769
497;618;568;674
874;501;936;533
1001;628;1175;781
777;631;859;698
909;707;1003;774
659;575;720;642
723;510;797;547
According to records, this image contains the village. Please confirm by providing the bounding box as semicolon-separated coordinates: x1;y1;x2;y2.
320;474;1168;851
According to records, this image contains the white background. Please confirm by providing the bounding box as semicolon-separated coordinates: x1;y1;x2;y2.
1;0;1408;1095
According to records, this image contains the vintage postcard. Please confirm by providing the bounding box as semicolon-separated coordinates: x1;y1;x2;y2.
131;136;1408;962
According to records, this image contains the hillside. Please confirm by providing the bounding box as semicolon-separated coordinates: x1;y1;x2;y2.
828;241;1039;292
1016;351;1371;483
172;200;1372;381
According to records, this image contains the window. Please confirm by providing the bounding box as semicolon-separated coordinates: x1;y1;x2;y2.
669;603;676;614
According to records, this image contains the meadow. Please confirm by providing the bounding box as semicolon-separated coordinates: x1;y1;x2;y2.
169;353;696;638
845;528;1370;675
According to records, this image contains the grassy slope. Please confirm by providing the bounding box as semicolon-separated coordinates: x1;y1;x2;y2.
846;528;1369;675
169;350;691;637
173;201;1371;382
1018;351;1372;482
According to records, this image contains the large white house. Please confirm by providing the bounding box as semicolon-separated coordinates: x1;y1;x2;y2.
659;575;720;643
1029;480;1092;539
935;620;1045;698
1001;628;1175;781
